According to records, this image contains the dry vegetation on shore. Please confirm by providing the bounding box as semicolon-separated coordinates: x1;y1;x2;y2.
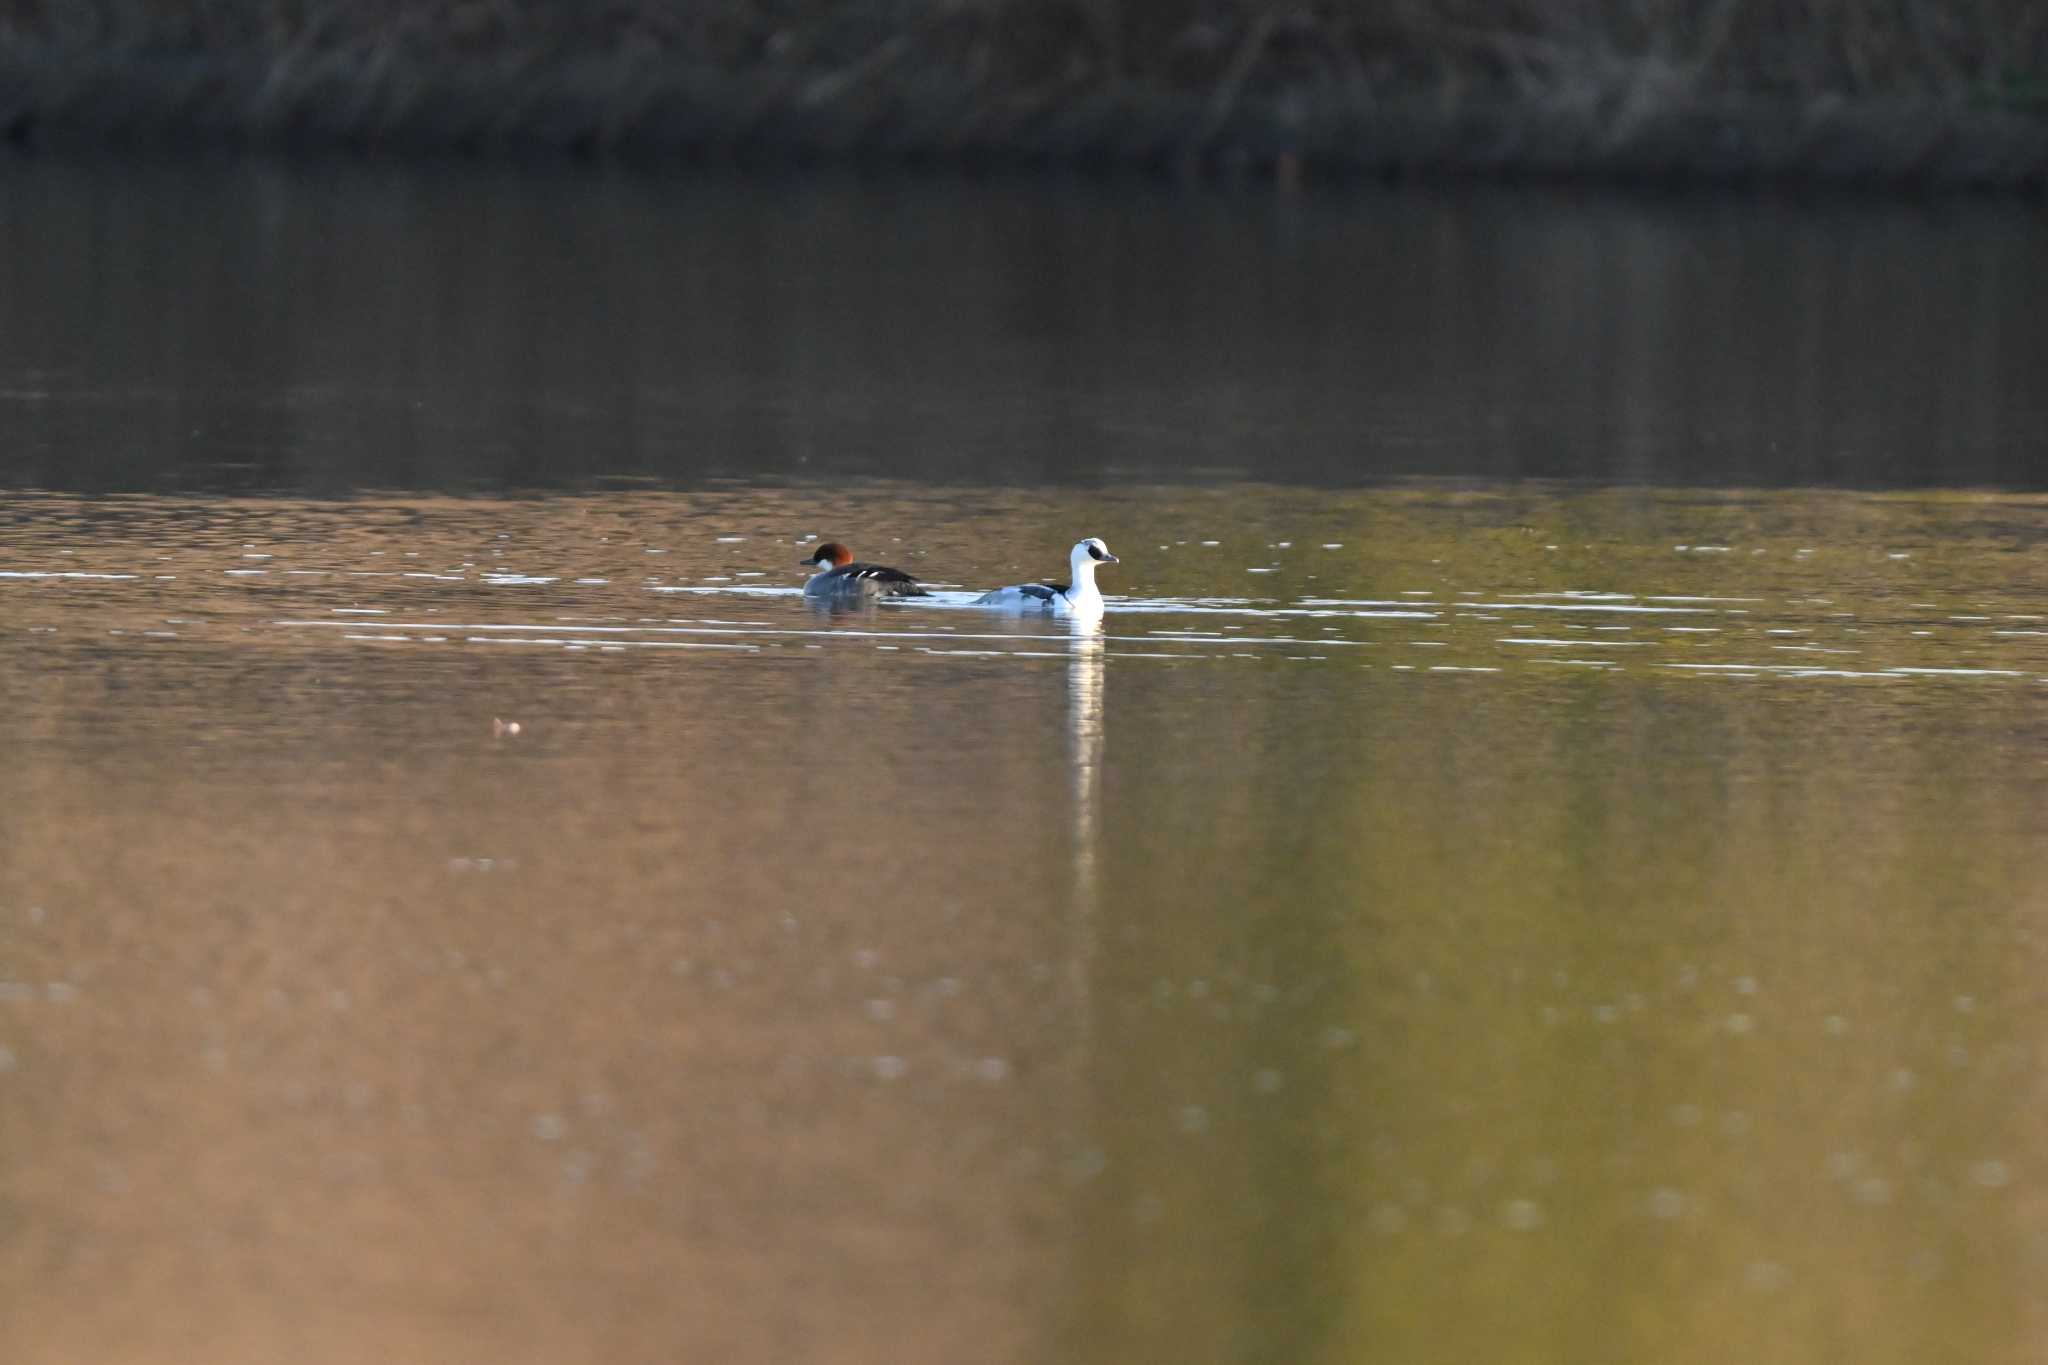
2;1;2044;185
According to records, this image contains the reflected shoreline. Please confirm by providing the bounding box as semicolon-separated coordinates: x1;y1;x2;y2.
3;161;2046;496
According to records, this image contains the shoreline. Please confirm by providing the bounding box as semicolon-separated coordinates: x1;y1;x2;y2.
4;53;2045;193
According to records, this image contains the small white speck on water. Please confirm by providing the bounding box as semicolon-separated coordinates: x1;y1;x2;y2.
1677;964;1699;989
975;1057;1009;1083
1187;979;1209;999
1725;1013;1755;1035
1200;540;1220;547
864;999;896;1022
1671;1104;1703;1127
1827;1151;1863;1180
1648;1188;1688;1219
1735;976;1759;995
851;949;880;970
0;1046;16;1072
45;982;78;1004
1970;1160;2011;1188
1745;1261;1789;1292
781;915;799;933
1252;1068;1284;1095
1892;1068;1917;1093
1322;1026;1357;1050
1177;1105;1211;1135
531;1113;567;1142
1954;995;1976;1014
1824;1014;1849;1035
26;905;46;925
872;1055;908;1081
1721;1110;1753;1138
1321;543;1343;550
1501;1199;1544;1230
1854;1177;1893;1205
1067;1147;1112;1183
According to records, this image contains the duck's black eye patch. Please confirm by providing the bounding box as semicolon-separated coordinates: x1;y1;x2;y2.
1087;544;1106;561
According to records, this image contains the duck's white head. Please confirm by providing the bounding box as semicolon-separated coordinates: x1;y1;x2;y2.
1070;537;1118;571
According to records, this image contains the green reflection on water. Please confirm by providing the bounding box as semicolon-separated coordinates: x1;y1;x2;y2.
1042;485;2048;1365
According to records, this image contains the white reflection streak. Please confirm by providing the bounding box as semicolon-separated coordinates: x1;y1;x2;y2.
1068;620;1106;1043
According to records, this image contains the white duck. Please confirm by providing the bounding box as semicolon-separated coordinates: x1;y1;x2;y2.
974;538;1119;618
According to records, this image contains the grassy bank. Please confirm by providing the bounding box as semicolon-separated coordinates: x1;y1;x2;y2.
3;1;2045;187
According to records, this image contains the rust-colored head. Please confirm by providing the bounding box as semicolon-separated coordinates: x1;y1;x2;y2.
802;542;854;569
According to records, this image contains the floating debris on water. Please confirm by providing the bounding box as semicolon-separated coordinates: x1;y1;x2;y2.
1638;1186;1687;1219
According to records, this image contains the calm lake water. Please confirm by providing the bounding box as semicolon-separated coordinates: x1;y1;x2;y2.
3;156;2048;1365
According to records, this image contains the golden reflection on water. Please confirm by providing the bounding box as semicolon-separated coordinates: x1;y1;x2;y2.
2;485;2047;1364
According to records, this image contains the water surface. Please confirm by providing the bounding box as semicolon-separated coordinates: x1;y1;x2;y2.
5;483;2048;1364
3;156;2048;1365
